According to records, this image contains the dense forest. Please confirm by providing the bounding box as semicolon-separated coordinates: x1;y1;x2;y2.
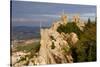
57;18;96;62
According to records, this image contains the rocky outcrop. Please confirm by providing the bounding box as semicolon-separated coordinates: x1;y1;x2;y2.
72;15;85;31
32;16;79;65
12;14;85;66
37;28;72;64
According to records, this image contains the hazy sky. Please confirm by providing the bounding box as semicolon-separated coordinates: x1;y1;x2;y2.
11;0;96;27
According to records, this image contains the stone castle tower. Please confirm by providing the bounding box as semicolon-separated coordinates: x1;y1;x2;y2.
72;14;80;23
61;10;68;25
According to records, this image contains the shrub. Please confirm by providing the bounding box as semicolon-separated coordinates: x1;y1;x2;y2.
57;22;82;37
51;42;55;49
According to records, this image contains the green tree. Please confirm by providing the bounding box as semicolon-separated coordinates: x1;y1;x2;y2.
57;22;82;36
74;22;96;62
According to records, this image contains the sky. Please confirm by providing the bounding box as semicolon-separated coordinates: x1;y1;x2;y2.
11;0;96;27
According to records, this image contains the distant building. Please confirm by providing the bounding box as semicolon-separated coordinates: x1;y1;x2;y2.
61;14;68;25
60;10;68;25
72;15;80;23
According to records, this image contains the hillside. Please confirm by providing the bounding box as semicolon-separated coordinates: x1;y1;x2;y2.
11;15;96;66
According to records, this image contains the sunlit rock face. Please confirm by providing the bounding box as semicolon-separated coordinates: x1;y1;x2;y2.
72;15;85;31
68;32;79;46
76;21;85;31
38;28;73;64
61;14;68;25
36;14;84;64
12;14;86;66
73;15;80;23
36;17;75;64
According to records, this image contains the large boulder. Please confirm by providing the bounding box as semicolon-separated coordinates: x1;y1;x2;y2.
34;26;73;65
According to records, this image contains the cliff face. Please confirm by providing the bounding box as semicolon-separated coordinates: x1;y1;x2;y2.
38;28;72;64
32;15;81;65
12;15;85;66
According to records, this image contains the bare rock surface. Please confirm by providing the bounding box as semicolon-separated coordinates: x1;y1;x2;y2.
12;14;85;67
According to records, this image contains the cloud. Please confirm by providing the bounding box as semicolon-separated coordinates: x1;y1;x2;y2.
81;13;96;17
12;18;48;22
12;18;51;26
27;14;60;18
39;14;60;18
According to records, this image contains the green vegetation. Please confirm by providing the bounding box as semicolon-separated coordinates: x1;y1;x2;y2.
57;19;96;62
14;41;41;65
57;22;82;36
62;46;70;53
50;36;56;41
16;41;40;53
51;42;55;49
75;21;96;62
